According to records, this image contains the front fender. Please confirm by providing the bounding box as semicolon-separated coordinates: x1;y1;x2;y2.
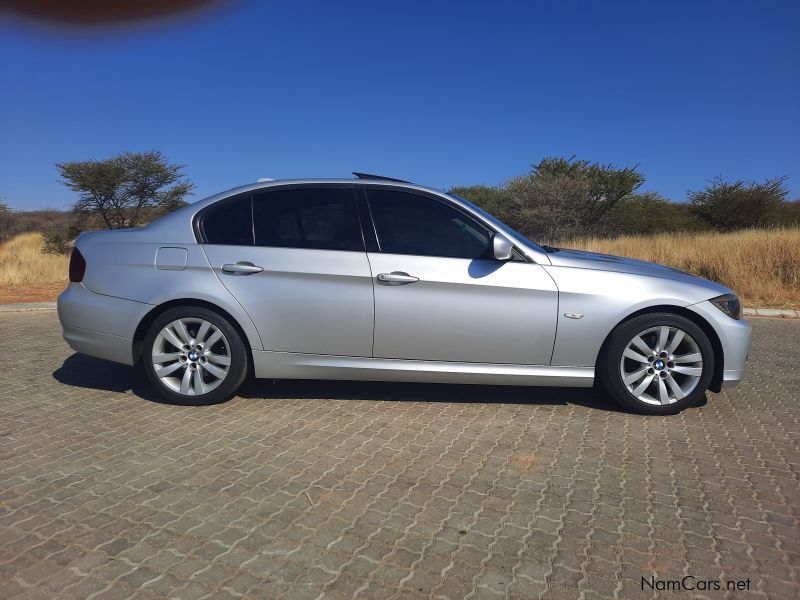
545;266;723;366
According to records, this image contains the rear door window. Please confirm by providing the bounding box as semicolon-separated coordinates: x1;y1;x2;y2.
252;186;363;251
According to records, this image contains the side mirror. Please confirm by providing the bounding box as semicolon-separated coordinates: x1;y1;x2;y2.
492;233;514;261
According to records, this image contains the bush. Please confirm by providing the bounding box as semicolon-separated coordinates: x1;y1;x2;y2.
606;193;706;236
777;199;800;226
0;200;14;243
503;168;589;242
41;227;81;255
689;176;788;231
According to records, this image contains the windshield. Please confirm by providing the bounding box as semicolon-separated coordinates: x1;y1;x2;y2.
447;193;548;254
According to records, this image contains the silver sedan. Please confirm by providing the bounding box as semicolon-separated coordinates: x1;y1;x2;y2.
58;174;751;414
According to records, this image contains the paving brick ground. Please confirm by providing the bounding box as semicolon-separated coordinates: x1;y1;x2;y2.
1;312;798;599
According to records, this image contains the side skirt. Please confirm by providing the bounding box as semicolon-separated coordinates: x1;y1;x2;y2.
252;351;594;387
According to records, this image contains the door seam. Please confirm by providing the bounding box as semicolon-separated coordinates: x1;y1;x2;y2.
198;244;266;350
364;252;377;358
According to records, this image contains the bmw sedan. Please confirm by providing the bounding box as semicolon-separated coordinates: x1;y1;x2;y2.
57;173;751;414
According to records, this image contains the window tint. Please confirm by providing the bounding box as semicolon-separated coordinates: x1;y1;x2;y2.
201;195;253;245
366;189;492;259
253;187;363;251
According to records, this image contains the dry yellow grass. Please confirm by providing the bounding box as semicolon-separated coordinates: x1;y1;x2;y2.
568;228;800;309
1;228;799;309
0;232;69;285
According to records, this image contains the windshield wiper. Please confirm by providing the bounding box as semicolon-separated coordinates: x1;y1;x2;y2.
541;245;560;253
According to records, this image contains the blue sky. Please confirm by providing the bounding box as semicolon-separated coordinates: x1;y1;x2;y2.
1;0;798;210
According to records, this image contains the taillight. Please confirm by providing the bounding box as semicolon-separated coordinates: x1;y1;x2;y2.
69;247;86;282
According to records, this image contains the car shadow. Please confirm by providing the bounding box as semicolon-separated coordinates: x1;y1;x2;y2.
53;354;167;403
237;379;626;412
53;352;627;412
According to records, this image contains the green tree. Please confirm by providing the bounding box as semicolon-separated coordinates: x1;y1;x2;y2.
689;176;788;231
56;151;193;229
497;156;645;242
503;166;588;242
532;157;645;232
449;185;511;216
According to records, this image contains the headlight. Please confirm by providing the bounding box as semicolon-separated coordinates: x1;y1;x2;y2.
710;294;742;320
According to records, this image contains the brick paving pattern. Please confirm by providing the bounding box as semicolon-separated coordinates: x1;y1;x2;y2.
1;312;798;599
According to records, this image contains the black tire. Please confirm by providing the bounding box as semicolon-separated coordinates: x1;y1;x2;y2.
142;306;248;405
599;312;715;415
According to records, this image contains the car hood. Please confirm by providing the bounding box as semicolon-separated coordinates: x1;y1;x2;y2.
545;248;732;295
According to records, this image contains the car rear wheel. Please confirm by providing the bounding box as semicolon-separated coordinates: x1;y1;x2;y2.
142;307;248;405
600;313;715;414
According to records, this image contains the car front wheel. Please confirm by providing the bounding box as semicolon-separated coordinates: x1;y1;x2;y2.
142;306;248;405
600;313;715;414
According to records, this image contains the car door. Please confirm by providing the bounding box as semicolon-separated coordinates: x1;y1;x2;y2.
200;185;374;357
364;187;558;365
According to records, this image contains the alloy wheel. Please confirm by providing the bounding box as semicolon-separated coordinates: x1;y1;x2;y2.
619;325;704;406
151;318;231;396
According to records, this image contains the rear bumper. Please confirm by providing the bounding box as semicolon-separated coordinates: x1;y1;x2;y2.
57;283;152;366
61;324;136;365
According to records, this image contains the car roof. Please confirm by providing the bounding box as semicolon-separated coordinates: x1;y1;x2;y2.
188;178;446;211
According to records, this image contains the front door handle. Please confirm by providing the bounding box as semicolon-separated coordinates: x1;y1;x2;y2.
377;271;419;285
222;261;263;275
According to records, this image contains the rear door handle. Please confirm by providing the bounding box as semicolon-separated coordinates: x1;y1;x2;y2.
377;271;419;285
222;261;263;275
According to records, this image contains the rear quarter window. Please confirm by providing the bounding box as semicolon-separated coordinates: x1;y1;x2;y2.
200;195;253;245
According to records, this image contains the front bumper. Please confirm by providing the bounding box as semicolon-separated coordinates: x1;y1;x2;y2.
58;283;152;366
688;299;752;389
721;369;746;388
